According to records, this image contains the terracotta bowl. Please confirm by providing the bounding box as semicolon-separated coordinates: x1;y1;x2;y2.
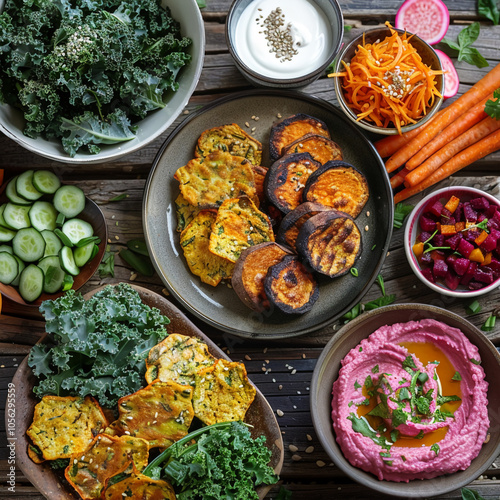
404;186;500;298
310;303;500;497
332;26;444;135
10;284;284;500
0;190;107;308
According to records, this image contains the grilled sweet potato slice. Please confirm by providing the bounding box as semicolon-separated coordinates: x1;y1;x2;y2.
251;164;268;205
303;160;369;218
282;133;343;164
209;196;275;263
296;211;362;277
269;113;330;161
265;152;321;214
174;151;258;208
195;123;263;165
276;202;331;251
264;255;319;314
232;242;292;311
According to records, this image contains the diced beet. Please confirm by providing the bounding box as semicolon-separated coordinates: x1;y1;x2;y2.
419;215;437;233
464;228;480;243
463;203;478;222
445;254;458;266
488;218;500;231
492;210;500;225
481;234;498;253
457;238;474;258
445;233;462;251
490;228;500;241
485;204;498;218
468;281;485;291
477;213;487;223
488;258;500;273
473;267;494;284
430;250;446;262
420;251;432;265
440;208;453;225
460;261;478;285
419;231;433;243
433;259;448;278
421;267;435;283
470;196;490;211
444;270;461;290
453;202;464;222
453;258;470;276
432;233;446;247
428;200;444;218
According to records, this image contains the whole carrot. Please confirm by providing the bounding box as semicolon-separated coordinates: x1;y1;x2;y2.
403;115;500;187
405;94;492;171
390;167;410;189
385;62;500;173
394;128;500;203
374;110;444;158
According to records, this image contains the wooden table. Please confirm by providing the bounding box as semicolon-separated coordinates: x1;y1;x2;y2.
1;1;499;498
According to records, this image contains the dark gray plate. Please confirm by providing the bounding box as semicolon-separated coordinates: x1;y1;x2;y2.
143;90;393;339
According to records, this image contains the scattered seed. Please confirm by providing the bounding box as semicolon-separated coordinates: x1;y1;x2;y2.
255;116;260;121
263;347;268;353
305;446;314;453
364;225;369;232
162;288;170;296
291;369;297;375
183;109;190;115
129;273;137;281
245;121;250;128
316;460;326;467
115;235;120;240
291;454;301;461
289;444;298;452
278;384;283;390
306;434;313;441
277;113;282;118
261;367;267;372
302;353;306;359
277;409;284;417
245;354;252;361
107;238;112;243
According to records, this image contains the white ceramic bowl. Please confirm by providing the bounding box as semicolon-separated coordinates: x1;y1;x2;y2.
404;186;500;298
0;0;205;164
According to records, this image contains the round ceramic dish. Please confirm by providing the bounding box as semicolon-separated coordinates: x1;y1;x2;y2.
143;89;393;339
0;0;204;164
404;186;500;298
11;284;283;500
310;303;500;497
226;0;343;89
332;26;444;135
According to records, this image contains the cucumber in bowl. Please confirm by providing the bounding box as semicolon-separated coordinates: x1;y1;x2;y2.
0;170;104;303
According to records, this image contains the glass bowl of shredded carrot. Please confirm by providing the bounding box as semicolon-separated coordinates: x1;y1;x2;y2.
329;24;444;136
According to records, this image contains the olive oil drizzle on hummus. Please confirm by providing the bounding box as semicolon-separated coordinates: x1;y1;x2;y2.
348;342;462;457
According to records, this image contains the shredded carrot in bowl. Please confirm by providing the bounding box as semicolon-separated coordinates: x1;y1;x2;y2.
329;24;443;135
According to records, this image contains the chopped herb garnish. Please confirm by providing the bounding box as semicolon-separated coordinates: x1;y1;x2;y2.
364;294;396;311
402;355;417;371
371;364;379;374
466;300;482;315
391;408;408;428
437;394;461;405
431;443;440;456
415;430;425;439
401;455;406;462
367;403;390;418
390;429;400;443
107;193;129;202
485;88;500;119
481;314;496;332
393;202;414;229
452;371;462;381
364;375;373;388
354;380;362;390
417;372;429;384
376;274;386;296
470;358;482;365
350;267;359;277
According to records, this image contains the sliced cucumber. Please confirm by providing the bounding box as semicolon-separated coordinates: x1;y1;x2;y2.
53;185;86;218
74;241;95;267
3;203;32;230
62;218;93;246
0;204;10;228
16;170;44;201
12;227;46;262
5;177;31;206
0;245;13;254
32;170;61;195
29;201;58;231
56;212;66;227
59;246;80;276
41;230;63;257
10;256;25;287
0;251;19;285
18;264;44;302
38;256;65;293
0;225;16;243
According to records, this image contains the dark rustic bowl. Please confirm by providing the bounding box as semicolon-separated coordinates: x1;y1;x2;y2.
332;26;444;135
310;303;500;497
0;192;107;308
11;284;284;500
226;0;344;89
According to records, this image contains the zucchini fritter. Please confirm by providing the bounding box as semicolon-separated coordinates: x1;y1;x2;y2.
180;210;235;286
195;123;263;165
104;472;176;500
27;396;108;462
175;193;201;233
174;151;258;208
145;333;215;386
209;196;275;263
193;359;256;425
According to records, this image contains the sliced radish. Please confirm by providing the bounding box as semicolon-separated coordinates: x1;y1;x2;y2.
434;49;459;98
395;0;450;45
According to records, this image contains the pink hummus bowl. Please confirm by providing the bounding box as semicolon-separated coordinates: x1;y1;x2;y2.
310;304;500;497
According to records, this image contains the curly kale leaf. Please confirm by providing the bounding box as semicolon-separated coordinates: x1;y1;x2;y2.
60;109;136;156
30;284;170;408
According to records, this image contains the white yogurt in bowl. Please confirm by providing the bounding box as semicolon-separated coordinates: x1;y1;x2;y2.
226;0;343;88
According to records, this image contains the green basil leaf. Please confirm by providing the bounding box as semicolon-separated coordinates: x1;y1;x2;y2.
441;38;461;51
459;46;490;68
458;22;481;46
478;0;500;24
